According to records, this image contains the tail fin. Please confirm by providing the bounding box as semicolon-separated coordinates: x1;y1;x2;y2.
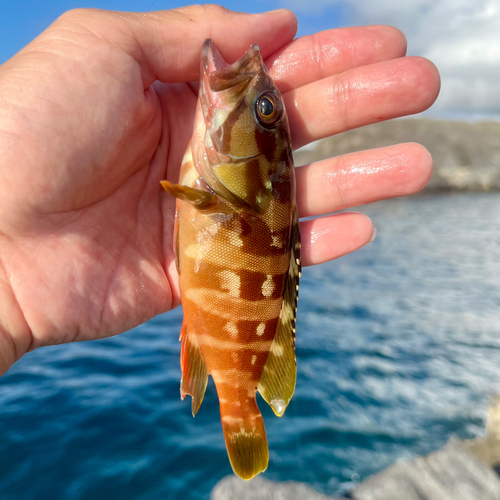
220;399;269;480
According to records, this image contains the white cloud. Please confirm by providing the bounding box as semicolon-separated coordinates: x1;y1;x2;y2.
282;0;500;120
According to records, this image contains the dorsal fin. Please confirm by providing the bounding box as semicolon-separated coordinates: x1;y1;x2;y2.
257;208;301;416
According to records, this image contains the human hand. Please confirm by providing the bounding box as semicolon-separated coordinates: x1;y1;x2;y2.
0;6;439;375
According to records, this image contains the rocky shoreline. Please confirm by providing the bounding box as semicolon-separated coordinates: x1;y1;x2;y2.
211;397;500;500
293;119;500;192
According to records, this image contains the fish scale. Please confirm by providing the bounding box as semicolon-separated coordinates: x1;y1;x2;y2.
161;39;300;480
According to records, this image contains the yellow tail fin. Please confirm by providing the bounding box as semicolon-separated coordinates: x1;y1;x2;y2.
220;400;269;480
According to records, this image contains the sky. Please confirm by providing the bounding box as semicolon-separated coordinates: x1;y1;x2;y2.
0;0;498;121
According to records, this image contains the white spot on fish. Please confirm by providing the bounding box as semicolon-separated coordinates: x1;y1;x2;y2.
222;415;244;423
251;355;257;365
224;321;239;338
256;322;266;336
261;274;274;297
271;235;283;248
219;270;241;297
228;231;243;247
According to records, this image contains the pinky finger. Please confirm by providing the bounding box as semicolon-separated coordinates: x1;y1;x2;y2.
300;212;375;267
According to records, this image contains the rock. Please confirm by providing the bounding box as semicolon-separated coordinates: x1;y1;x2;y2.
210;476;340;500
211;399;500;500
462;394;500;468
293;119;500;192
211;441;500;500
351;441;500;500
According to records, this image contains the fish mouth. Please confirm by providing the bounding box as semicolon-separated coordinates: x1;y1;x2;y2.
201;39;262;92
200;39;263;132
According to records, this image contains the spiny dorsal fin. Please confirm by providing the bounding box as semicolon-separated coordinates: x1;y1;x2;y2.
180;321;209;416
257;208;300;416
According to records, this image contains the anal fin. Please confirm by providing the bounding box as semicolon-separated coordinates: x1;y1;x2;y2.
257;208;301;416
180;321;209;416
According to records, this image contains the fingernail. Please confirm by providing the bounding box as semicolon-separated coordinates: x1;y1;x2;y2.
369;226;377;243
263;8;288;14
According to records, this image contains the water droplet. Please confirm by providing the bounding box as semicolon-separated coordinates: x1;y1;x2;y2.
270;399;286;416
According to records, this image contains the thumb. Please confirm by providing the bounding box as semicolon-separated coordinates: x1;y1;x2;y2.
48;5;298;87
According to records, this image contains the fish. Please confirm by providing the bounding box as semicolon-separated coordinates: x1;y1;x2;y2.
161;39;300;480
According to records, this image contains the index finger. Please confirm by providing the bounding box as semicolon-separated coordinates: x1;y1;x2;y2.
266;25;407;92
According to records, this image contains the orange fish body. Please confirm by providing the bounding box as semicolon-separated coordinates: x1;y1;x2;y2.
162;40;300;479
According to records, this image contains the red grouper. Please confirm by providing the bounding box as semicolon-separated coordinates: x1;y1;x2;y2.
161;39;301;480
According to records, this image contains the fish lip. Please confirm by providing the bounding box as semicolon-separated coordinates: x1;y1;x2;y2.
201;39;262;92
201;39;226;75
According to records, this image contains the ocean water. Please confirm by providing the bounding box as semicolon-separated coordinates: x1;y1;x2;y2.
2;193;500;499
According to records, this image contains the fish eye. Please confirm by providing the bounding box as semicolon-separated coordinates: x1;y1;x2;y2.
255;92;283;128
259;97;274;117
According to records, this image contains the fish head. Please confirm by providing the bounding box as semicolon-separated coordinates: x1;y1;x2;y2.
195;39;293;213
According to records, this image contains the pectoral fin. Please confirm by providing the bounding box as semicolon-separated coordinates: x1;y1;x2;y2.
257;208;301;416
161;181;215;210
161;180;236;216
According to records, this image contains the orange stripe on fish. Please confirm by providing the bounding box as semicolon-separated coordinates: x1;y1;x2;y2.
162;39;300;480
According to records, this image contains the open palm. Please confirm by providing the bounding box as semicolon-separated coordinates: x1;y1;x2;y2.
0;6;439;374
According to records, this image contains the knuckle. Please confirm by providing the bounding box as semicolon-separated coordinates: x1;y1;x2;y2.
333;74;353;131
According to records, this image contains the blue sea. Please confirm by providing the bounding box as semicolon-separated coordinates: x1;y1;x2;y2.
2;193;500;499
